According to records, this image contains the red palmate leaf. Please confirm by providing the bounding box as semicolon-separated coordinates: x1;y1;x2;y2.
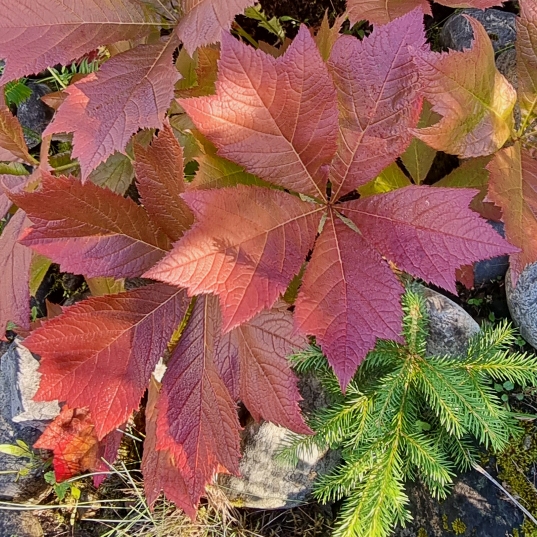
341;186;516;294
45;37;180;177
156;295;241;508
214;297;310;433
328;8;426;199
295;212;404;388
145;186;323;330
487;142;537;284
179;26;338;200
142;378;196;517
150;20;515;387
12;174;171;279
25;284;190;439
34;406;99;482
134;123;194;242
176;0;256;55
0;0;156;82
0;210;32;334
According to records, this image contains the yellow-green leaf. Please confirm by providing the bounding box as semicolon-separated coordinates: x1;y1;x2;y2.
29;253;52;297
357;163;411;197
413;17;516;158
88;152;134;195
400;101;439;184
86;277;125;297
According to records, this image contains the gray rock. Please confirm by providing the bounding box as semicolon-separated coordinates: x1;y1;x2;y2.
0;342;45;501
440;9;517;53
0;339;60;428
16;82;53;149
506;263;537;349
422;287;480;357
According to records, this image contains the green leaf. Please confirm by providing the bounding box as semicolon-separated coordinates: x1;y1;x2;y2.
400;100;439;184
4;80;32;107
0;444;29;458
357;163;411;197
29;254;52;297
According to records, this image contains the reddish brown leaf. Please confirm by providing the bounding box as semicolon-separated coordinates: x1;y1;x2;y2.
145;186;323;330
487;142;537;283
345;0;503;26
517;0;537;132
156;295;241;508
0;102;36;164
93;428;124;487
456;264;475;290
12;173;171;279
179;27;338;200
134;124;194;242
328;9;425;199
413;17;516;158
34;406;99;482
315;12;345;62
176;0;256;54
142;378;196;517
25;284;190;439
296;213;404;388
214;297;310;433
0;210;32;334
341;185;516;294
0;0;156;81
44;37;180;177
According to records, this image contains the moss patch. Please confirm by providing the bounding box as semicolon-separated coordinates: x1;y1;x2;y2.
497;423;537;536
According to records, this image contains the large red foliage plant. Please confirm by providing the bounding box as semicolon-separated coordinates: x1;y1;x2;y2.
0;0;534;515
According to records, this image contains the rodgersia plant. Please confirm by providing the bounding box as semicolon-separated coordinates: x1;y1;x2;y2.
0;0;535;520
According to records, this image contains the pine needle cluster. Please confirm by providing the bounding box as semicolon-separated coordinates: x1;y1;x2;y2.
282;288;537;537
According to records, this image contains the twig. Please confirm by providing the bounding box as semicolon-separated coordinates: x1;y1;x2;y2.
472;461;537;526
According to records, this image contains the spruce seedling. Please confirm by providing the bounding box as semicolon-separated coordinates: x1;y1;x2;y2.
283;288;537;537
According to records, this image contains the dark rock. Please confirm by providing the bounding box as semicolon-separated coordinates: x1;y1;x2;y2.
440;9;517;53
0;511;43;537
473;221;510;286
496;48;518;88
506;263;537;349
16;81;54;149
394;467;523;537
